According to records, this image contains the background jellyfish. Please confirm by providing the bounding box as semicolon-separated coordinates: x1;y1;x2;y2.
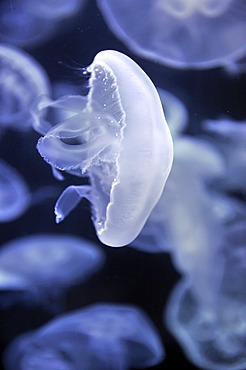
0;0;88;48
0;44;51;132
202;118;246;192
0;159;30;223
3;303;165;370
32;50;173;247
96;0;246;69
0;234;105;312
165;268;246;370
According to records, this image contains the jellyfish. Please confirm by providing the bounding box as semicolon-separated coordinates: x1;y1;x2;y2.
203;118;246;192
0;0;58;48
0;0;72;48
0;43;51;131
3;303;165;370
0;268;39;309
32;50;173;247
96;0;246;69
22;0;87;20
0;159;30;223
0;234;105;311
165;271;246;369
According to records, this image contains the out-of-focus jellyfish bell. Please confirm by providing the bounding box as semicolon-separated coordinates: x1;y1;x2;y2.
3;303;165;370
0;0;87;48
203;118;246;192
0;159;30;223
22;0;87;20
0;0;59;48
96;0;246;69
33;50;173;247
0;268;38;309
165;271;246;369
0;234;105;310
0;44;51;131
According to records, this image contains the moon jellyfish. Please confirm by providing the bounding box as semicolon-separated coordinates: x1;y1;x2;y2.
33;50;173;247
23;0;87;20
0;43;51;131
97;0;246;69
0;159;30;223
0;234;105;311
203;118;246;192
0;268;39;309
165;270;246;369
0;0;86;48
0;0;59;48
4;303;165;370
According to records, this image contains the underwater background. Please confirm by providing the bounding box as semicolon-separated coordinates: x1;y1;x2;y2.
0;0;245;369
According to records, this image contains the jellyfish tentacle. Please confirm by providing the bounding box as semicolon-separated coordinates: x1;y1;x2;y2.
55;185;91;223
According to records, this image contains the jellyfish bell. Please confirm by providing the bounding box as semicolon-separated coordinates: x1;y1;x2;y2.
33;50;173;247
0;43;51;131
0;234;105;312
0;234;105;288
3;303;165;370
0;159;30;223
96;0;246;69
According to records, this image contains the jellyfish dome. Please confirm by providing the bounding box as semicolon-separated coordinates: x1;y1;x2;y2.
4;303;165;370
0;159;30;223
96;0;246;69
0;43;51;131
165;277;246;370
0;234;105;288
33;50;173;247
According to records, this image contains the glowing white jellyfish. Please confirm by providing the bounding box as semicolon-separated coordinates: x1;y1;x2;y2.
0;43;50;131
4;303;165;370
33;50;173;247
0;159;30;223
0;234;105;310
97;0;246;69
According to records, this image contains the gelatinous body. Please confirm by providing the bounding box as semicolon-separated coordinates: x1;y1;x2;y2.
0;44;50;130
0;234;104;287
33;50;173;247
0;159;30;222
0;234;105;310
97;0;246;69
203;119;246;192
4;303;165;370
0;0;86;48
165;277;246;370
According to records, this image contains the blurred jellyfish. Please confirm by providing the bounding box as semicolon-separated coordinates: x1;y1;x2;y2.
165;269;246;369
4;303;165;370
0;0;87;48
0;234;105;311
164;208;246;370
203;118;246;192
32;50;173;247
158;89;189;137
97;0;246;70
23;0;87;20
0;268;38;309
0;44;51;131
0;1;59;48
0;159;30;223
